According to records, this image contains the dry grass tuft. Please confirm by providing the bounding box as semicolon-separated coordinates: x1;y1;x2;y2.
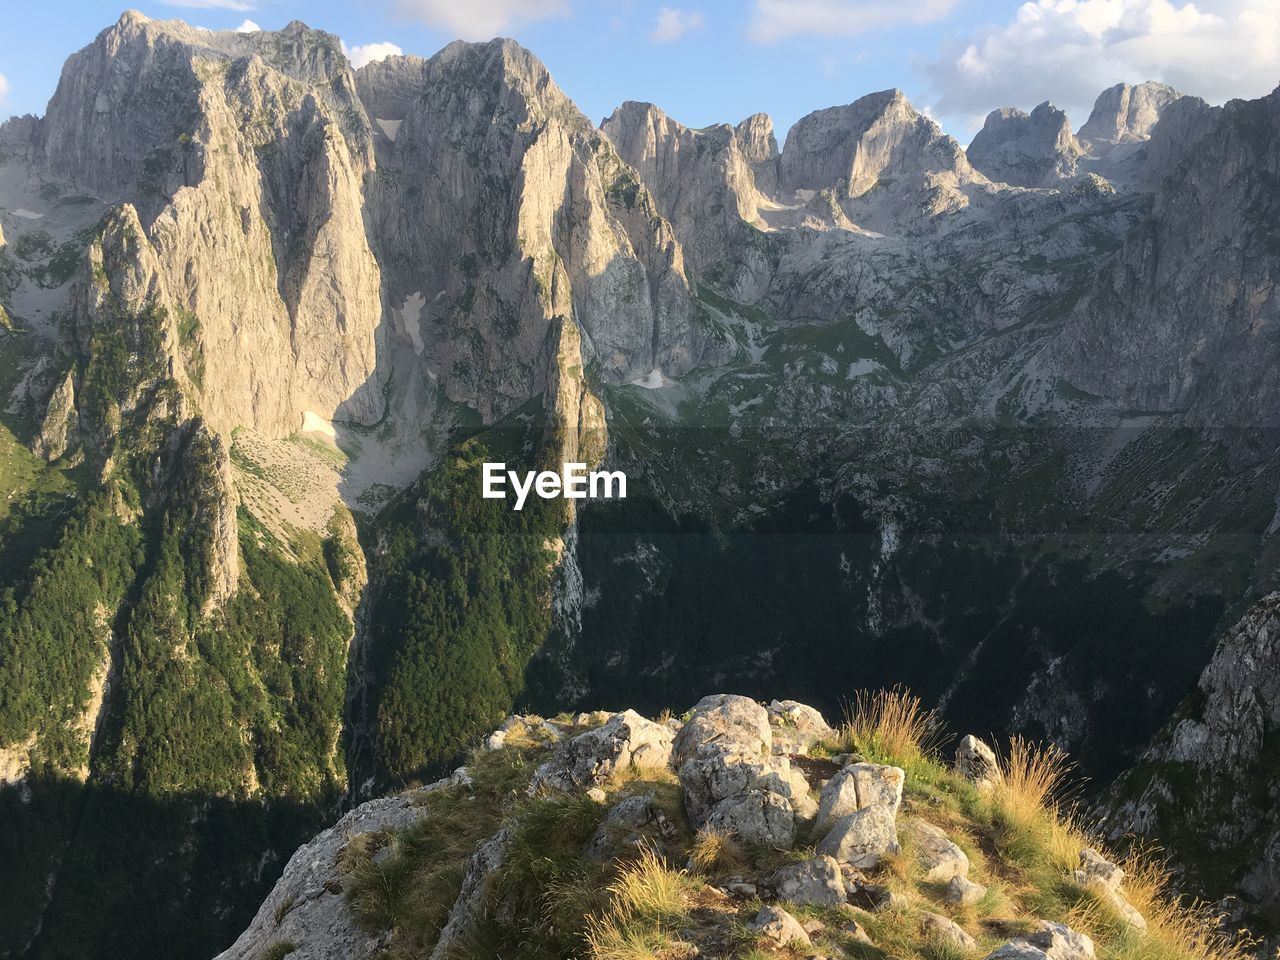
841;686;942;769
584;848;694;960
994;736;1075;823
689;828;748;877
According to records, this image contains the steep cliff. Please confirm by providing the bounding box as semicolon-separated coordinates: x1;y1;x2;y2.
1057;86;1280;446
1099;593;1280;944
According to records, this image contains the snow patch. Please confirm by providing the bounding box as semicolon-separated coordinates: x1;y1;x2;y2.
629;368;673;390
301;411;337;441
846;358;884;379
397;291;426;355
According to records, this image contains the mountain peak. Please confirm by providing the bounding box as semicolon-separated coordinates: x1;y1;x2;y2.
1079;80;1183;146
967;99;1082;187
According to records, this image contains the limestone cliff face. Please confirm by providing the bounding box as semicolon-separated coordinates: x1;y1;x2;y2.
1056;86;1280;445
31;11;385;438
967;103;1083;187
357;41;722;416
601;101;774;285
777;89;990;230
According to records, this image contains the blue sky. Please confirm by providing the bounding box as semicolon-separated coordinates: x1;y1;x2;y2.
0;1;1276;145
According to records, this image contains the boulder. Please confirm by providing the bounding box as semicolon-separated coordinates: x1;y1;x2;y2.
771;855;847;906
678;749;776;823
748;904;812;948
815;803;899;868
813;762;904;834
1072;848;1146;931
957;735;1002;790
530;709;674;791
944;875;987;906
673;694;772;764
921;911;977;950
767;699;836;755
901;819;969;882
1074;847;1123;889
986;921;1095;960
705;789;796;849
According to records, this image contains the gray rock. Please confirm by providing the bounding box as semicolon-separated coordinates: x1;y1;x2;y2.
672;694;772;764
815;804;899;869
213;788;443;960
967;102;1083;187
986;921;1096;960
530;709;675;792
748;904;812;948
944;875;987;906
921;911;977;950
771;855;847;906
901;819;970;882
767;699;836;755
1073;850;1146;932
705;789;796;849
813;762;904;835
1074;847;1123;889
430;829;509;960
956;735;1001;790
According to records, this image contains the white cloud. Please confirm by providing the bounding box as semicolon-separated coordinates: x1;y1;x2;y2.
651;7;705;43
0;73;8;108
749;0;958;42
394;0;570;40
160;0;255;10
342;40;405;69
925;0;1280;124
234;18;261;33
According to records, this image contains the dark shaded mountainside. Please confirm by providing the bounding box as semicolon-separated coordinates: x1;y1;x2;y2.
0;10;1277;957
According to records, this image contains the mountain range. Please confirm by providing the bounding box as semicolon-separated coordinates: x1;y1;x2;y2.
0;11;1278;958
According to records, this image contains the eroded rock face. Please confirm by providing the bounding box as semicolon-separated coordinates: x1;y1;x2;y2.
213;788;441;960
1057;86;1280;444
601;101;773;281
1078;82;1182;149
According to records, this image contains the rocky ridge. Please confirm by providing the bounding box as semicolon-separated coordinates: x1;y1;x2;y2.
218;694;1185;960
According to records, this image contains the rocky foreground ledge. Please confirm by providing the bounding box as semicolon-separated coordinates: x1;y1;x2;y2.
217;695;1222;960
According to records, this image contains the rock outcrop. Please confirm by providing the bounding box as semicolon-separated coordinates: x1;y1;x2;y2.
1100;592;1280;935
777;88;991;230
967;102;1083;187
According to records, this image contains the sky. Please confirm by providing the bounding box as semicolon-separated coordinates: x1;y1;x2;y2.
0;0;1276;145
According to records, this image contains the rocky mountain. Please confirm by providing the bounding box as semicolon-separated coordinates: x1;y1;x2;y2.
1;10;1279;958
967;103;1083;187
